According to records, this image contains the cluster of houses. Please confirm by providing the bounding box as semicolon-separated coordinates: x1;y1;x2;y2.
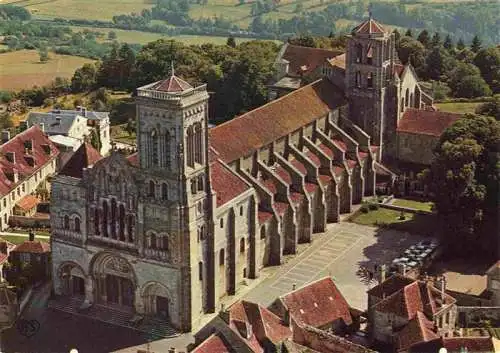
185;269;500;353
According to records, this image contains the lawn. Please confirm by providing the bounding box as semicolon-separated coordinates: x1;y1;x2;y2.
349;207;438;235
392;199;434;212
1;235;49;245
0;50;94;91
435;101;482;114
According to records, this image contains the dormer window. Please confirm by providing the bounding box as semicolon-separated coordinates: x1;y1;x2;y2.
25;156;35;167
5;152;15;164
41;144;51;155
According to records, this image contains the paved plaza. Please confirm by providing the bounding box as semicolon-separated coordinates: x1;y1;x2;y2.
243;222;427;310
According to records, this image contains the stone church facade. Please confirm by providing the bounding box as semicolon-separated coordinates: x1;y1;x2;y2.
50;18;454;332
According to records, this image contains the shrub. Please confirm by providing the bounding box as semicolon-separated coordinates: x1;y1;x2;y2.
360;205;369;213
368;203;379;211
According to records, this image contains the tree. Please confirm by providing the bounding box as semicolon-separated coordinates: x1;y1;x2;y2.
471;35;481;53
423;114;500;256
431;32;441;47
443;35;453;51
90;128;102;152
417;30;430;48
476;99;500;120
425;47;455;81
454;75;492;98
125;119;136;136
397;36;425;74
288;35;316;48
457;38;465;51
294;2;303;13
226;36;236;48
71;63;97;92
393;29;401;43
39;47;49;62
405;29;413;37
108;31;117;40
474;48;500;93
447;62;481;95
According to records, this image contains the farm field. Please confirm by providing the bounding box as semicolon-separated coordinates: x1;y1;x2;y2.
0;50;94;91
66;26;266;45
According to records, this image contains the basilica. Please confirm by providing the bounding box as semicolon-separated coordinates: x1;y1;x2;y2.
50;18;461;332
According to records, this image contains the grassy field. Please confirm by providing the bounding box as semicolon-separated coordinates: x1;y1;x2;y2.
1;235;49;245
0;50;94;91
392;199;434;212
67;26;264;45
435;101;483;114
350;208;416;227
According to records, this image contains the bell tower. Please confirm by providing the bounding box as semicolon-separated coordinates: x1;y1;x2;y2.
135;66;211;331
345;17;397;160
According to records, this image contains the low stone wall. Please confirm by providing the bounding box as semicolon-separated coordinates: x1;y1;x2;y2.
9;215;50;228
378;203;433;215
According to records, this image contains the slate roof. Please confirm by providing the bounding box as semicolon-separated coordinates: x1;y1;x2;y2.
209;79;346;163
16;194;39;211
0;126;59;197
397;108;462;137
27;111;81;136
151;75;193;93
396;311;438;352
281;44;344;76
210;159;251;207
12;240;50;254
279;277;353;328
59;142;102;179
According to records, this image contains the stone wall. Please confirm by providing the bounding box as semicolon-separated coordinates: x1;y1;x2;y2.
396;132;439;166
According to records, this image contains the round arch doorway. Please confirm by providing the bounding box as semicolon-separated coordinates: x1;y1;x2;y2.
91;253;136;310
142;282;172;321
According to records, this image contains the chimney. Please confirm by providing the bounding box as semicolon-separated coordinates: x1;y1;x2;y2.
379;264;387;283
1;130;10;144
292;283;296;291
29;230;35;242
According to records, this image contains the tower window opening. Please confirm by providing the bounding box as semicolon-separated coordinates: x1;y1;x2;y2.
367;72;374;88
355;71;362;88
355;44;362;63
367;45;373;65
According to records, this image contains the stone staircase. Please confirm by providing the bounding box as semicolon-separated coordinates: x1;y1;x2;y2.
48;296;179;339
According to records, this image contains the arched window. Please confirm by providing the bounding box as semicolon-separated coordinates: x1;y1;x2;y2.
151;129;159;167
94;208;100;235
355;71;361;88
161;235;169;251
74;217;81;233
405;88;410;107
149;180;155;198
410;93;414;108
199;225;205;241
240;237;245;253
355;43;362;63
127;215;134;242
219;249;225;266
401;98;405;112
199;261;203;281
119;204;125;241
366;45;373;65
194;123;203;164
197;175;204;191
163;131;171;168
367;72;373;88
260;226;266;239
186;126;194;167
161;183;168;200
240;206;243;216
220;218;224;228
150;233;157;249
63;215;70;230
110;198;117;239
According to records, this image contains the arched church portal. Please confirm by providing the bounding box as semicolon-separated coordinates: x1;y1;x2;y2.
58;262;86;296
90;253;136;309
142;282;172;321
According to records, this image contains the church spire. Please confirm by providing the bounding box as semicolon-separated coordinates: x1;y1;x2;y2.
171;61;175;77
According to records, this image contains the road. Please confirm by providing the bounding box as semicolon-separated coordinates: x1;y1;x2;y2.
242;222;425;310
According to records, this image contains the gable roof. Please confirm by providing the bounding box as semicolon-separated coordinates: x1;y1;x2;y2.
209;79;346;163
397;108;462;137
373;281;456;320
368;274;415;298
59;142;102;178
210;157;251;207
12;240;50;254
281;44;344;76
396;311;439;352
0;126;59;197
27;111;81;136
191;333;232;353
280;277;352;328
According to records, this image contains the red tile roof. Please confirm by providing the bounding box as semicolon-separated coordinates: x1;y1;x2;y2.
442;337;495;352
394;64;405;77
281;277;352;328
151;75;193;93
304;182;317;194
59;142;102;178
12;240;50;254
0;126;59;197
126;152;139;166
191;333;231;353
397;311;438;351
258;210;273;223
290;159;307;174
275;201;289;216
16;194;39;211
209;79;346;163
332;139;347;152
210;159;250;207
397;108;462;137
352;18;386;35
282;44;344;76
367;274;415;298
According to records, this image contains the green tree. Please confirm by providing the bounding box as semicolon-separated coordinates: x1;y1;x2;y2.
405;29;413;37
443;35;453;51
90;128;102;151
431;32;441;47
294;2;303;13
417;29;430;48
125;118;136;136
71;63;98;92
288;35;316;48
457;38;465;51
454;75;492;98
226;36;236;48
473;48;500;93
447;62;481;95
425;47;455;81
108;31;117;40
393;29;401;44
423;114;499;256
39;47;49;62
476;99;500;120
471;35;481;53
397;36;425;74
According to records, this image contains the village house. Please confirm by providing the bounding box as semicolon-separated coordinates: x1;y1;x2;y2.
0;126;59;230
7;233;51;284
27;106;111;156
